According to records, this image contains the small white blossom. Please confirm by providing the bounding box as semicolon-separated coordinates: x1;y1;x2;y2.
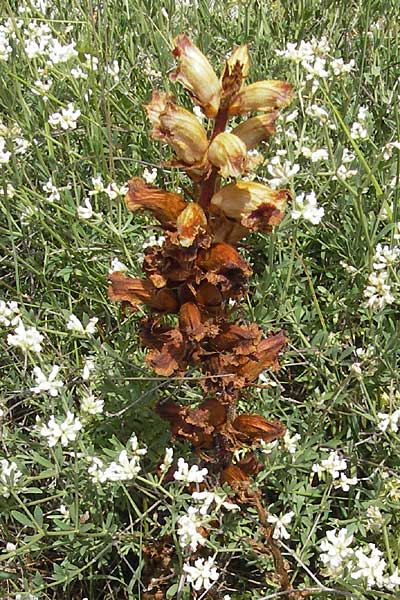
173;457;208;484
382;141;400;161
104;182;128;200
312;450;347;479
320;528;354;575
351;544;387;588
7;321;43;353
191;490;239;515
183;556;220;591
48;103;80;130
39;412;82;447
310;148;329;162
342;148;356;163
80;394;104;415
267;510;295;540
77;197;101;220
385;568;400;590
142;234;166;250
373;243;400;270
42;178;60;202
350;121;368;140
365;506;385;532
305;104;329;123
159;447;174;473
330;58;355;76
88;174;105;196
333;164;358;180
0;137;11;163
334;473;358;492
0;182;15;198
47;39;78;65
364;271;395;310
82;358;96;381
377;409;400;433
109;257;128;274
0;300;20;327
66;314;98;336
142;167;157;184
0;459;23;498
291;191;324;225
267;156;300;188
177;506;206;552
106;59;120;80
31;365;63;396
283;430;301;454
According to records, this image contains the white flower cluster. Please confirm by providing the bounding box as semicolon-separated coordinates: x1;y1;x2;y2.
260;429;301;455
364;242;397;311
49;103;81;130
77;176;128;221
0;459;23;498
267;510;295;540
88;436;147;484
276;37;354;92
291;191;324;225
0;120;30;164
183;556;220;592
350;105;369;141
142;167;157;184
173;457;208;484
38;412;82;447
267;155;300;188
66;314;98;336
312;450;358;491
0;300;20;327
109;257;129;274
320;528;400;590
42;178;60;202
31;365;64;396
7;320;44;354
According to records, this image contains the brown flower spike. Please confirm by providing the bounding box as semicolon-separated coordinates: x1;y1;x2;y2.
109;35;295;596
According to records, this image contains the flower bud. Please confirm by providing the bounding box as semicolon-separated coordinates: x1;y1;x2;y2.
171;34;222;118
145;91;208;165
232;112;278;150
211;181;289;232
176;203;207;247
208;132;247;178
224;44;250;79
228;80;293;115
124;177;186;225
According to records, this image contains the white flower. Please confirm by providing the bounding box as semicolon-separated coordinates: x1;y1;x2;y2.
260;439;279;454
305;104;329;123
267;156;300;188
357;105;369;121
77;197;102;220
377;409;400;433
0;459;23;498
334;473;358;492
275;40;314;64
80;394;104;415
7;321;43;353
312;450;347;479
342;148;356;163
351;544;387;588
5;542;16;552
42;178;60;202
364;271;395;310
267;510;295;540
82;358;96;381
32;77;53;100
84;53;98;70
104;182;128;200
109;257;128;274
373;243;400;270
142;167;157;184
103;449;142;481
47;39;78;65
173;457;208;484
106;59;120;80
283;430;301;454
88;174;105;196
66;314;98;336
284;109;299;123
70;66;88;80
159;447;174;473
350;362;362;377
385;568;400;590
39;412;82;447
320;528;354;575
31;365;63;396
382;141;400;161
191;490;239;515
333;164;358;180
330;58;355;76
365;506;385;532
0;182;15;198
0;137;11;163
142;234;166;250
192;105;204;123
0;300;20;327
350;121;368;140
177;506;206;552
48;103;80;130
183;556;220;591
310;148;329;162
291;191;324;225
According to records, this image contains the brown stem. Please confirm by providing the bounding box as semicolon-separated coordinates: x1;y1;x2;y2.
198;107;229;210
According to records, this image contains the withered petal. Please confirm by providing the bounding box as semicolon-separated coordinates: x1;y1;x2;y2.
108;273;154;308
176;203;208;247
233;414;286;443
197;242;252;277
125;177;186;225
237;330;286;380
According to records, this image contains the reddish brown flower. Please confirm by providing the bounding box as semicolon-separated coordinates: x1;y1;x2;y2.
228;80;294;115
108;273;178;313
124;178;186;225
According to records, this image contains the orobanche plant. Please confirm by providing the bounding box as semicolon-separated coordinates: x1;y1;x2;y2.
109;35;298;597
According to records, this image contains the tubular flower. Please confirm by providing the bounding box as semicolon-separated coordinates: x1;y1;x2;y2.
224;44;250;80
171;34;222;118
228;80;294;115
145;91;209;164
211;181;290;232
124;178;186;225
176;203;208;247
232;113;278;150
208;132;247;178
